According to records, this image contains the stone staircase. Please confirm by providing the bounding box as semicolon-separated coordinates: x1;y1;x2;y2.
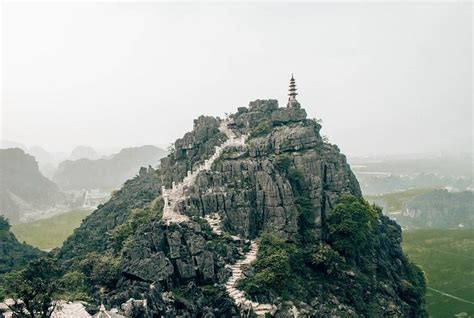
225;241;275;317
161;119;245;224
160;119;275;317
204;213;223;235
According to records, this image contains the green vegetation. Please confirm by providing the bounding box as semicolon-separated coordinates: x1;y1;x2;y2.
0;258;63;317
0;258;91;316
75;252;121;291
248;120;273;139
0;216;44;274
274;155;292;175
402;229;474;317
238;195;426;316
366;188;433;212
111;204;160;252
11;208;94;250
366;189;473;229
327;195;379;256
237;233;312;300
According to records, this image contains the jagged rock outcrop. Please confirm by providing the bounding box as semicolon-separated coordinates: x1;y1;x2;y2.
108;220;245;317
177;100;360;241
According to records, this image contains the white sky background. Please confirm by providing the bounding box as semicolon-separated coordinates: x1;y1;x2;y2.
1;2;472;156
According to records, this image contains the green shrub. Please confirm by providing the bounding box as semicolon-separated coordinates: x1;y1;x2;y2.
310;242;345;274
399;261;426;309
274;155;292;174
60;271;90;301
77;252;121;290
249;120;273;139
111;207;155;252
1;258;63;317
238;233;303;299
327;195;378;256
0;216;10;231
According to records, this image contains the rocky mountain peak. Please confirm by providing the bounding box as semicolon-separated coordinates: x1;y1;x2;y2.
56;100;425;317
158;100;360;241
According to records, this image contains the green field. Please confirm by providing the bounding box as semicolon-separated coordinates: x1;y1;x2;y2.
366;188;434;211
11;208;93;250
402;229;474;317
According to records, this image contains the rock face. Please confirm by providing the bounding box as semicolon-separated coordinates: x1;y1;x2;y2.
57;100;425;317
111;220;244;317
177;100;360;241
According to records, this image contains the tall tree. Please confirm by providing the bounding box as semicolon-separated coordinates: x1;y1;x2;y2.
2;258;63;318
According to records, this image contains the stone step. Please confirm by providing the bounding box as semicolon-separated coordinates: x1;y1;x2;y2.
254;304;273;310
254;310;271;317
229;290;244;297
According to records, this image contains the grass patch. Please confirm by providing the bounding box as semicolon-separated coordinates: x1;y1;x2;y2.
248;120;273;139
402;229;474;317
11;208;93;250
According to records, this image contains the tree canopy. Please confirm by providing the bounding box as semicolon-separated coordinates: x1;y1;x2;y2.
1;258;63;318
327;195;379;256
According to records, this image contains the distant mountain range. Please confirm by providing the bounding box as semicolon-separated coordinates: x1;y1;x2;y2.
0;148;67;223
53;145;166;191
0;144;167;223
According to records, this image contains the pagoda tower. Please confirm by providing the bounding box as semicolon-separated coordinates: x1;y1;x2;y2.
287;74;301;108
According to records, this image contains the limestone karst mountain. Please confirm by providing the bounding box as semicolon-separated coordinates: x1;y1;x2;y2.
0;140;26;150
68;145;100;161
0;148;68;223
52;145;167;191
56;100;426;317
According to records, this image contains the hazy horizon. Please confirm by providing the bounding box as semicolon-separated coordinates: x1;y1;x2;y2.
2;2;472;157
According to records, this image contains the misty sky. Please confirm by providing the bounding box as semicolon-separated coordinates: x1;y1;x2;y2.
2;2;472;156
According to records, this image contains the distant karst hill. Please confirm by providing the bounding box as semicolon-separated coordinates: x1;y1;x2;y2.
68;145;100;161
0;148;67;223
53;145;166;191
369;189;474;229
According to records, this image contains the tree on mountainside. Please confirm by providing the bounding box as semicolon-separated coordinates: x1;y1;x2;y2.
0;216;44;274
327;195;379;256
1;258;63;318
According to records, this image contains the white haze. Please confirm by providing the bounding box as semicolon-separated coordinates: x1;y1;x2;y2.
1;2;472;157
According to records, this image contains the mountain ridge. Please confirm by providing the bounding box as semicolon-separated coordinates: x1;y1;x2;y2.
53;145;166;191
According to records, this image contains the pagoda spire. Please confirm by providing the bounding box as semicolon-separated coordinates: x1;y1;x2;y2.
287;74;300;108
